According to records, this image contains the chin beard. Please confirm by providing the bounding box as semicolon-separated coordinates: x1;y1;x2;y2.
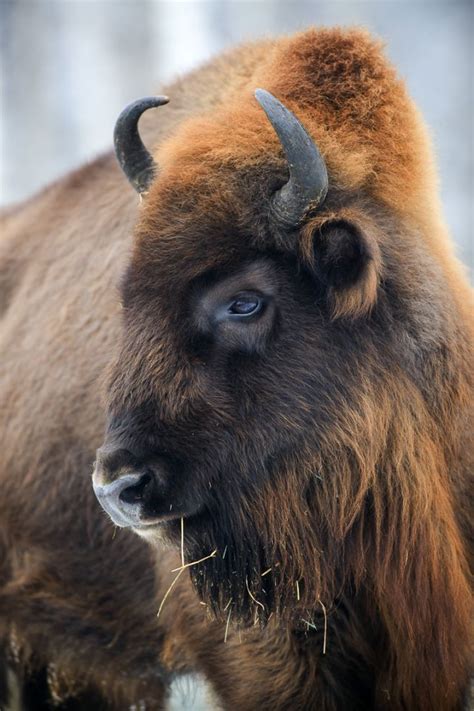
180;494;330;631
148;467;339;630
186;509;274;626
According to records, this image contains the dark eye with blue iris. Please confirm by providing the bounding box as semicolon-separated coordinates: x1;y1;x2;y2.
228;293;262;317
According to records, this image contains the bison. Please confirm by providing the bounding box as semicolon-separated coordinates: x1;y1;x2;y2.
1;26;472;710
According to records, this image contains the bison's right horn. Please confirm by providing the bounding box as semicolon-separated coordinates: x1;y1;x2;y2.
113;96;169;195
255;89;328;230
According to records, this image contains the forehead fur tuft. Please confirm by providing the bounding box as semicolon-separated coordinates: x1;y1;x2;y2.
152;28;436;221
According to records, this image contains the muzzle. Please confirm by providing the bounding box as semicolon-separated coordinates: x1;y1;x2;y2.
92;447;174;528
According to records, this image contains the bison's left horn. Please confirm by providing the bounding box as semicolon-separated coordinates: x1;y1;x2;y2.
113;96;169;195
255;89;328;230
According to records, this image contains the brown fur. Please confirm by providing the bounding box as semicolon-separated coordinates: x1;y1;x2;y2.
1;28;472;710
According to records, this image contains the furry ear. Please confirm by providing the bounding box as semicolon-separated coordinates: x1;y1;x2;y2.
302;218;382;319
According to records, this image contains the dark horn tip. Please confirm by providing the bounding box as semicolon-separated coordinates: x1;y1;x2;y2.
254;87;329;230
113;95;170;195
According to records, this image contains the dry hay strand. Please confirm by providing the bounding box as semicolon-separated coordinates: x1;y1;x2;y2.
319;599;328;655
224;602;233;643
159;548;218;619
171;549;217;573
156;568;184;621
245;576;265;611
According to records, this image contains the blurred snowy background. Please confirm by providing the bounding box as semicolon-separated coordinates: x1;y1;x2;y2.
0;1;472;272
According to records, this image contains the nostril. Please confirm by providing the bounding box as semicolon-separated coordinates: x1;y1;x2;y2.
119;471;153;505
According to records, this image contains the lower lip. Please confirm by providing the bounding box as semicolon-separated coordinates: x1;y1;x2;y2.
132;516;182;542
132;511;184;529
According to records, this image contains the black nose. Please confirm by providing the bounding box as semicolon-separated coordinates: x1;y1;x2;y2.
92;445;167;527
93;470;157;528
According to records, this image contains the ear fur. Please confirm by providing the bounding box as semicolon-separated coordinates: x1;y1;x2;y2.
301;216;382;319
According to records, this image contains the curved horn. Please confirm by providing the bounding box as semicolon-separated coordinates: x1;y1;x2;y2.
113;96;169;194
254;89;328;230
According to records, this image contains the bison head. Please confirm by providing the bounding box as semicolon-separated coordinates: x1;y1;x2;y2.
92;31;469;631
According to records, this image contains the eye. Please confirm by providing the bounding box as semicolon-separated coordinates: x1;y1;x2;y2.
227;293;263;318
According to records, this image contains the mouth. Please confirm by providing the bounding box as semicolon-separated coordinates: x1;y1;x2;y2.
94;488;198;530
134;512;214;562
131;510;184;530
